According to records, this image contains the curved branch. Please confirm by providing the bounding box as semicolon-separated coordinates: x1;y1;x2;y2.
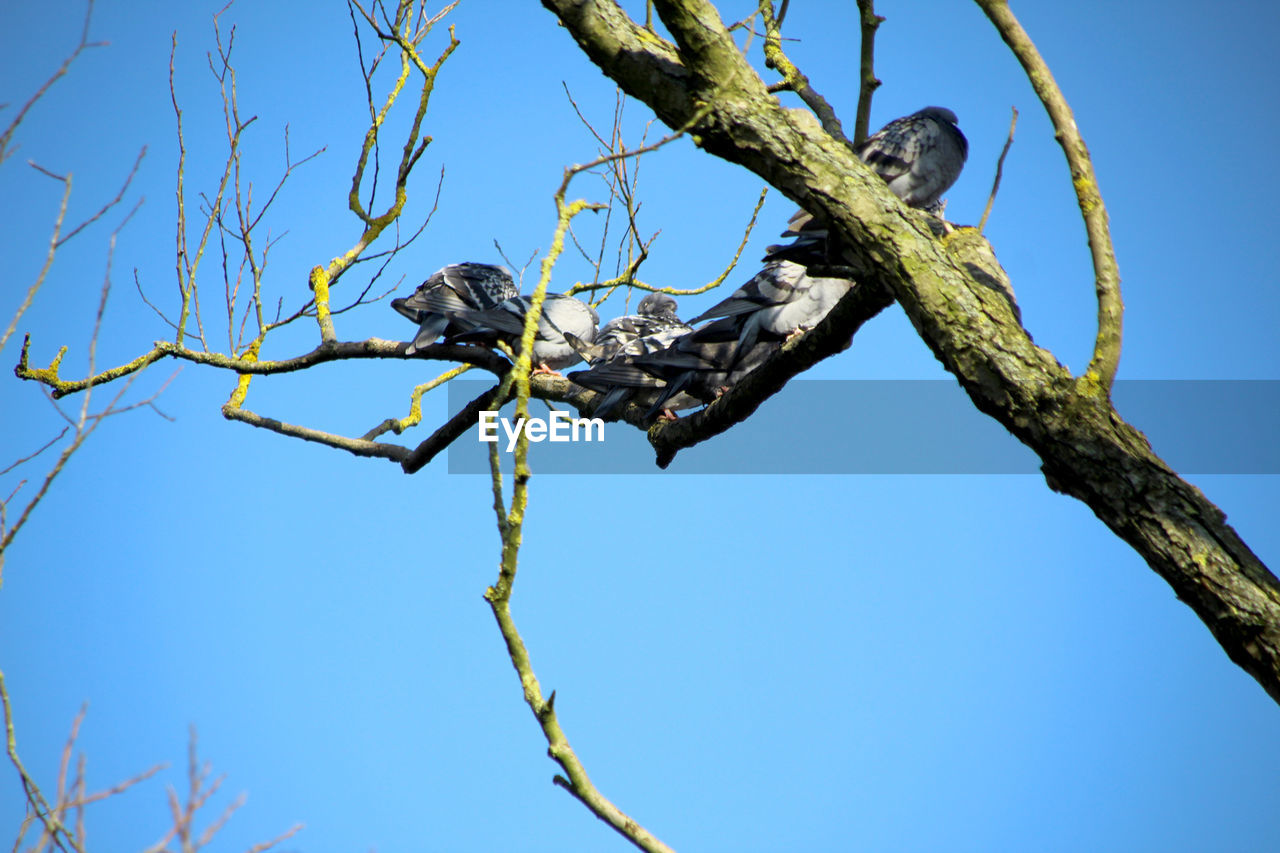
972;0;1122;394
566;186;768;300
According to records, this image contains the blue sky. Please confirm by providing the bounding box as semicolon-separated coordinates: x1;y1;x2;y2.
2;1;1278;851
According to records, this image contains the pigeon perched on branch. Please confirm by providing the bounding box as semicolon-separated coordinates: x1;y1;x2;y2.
566;292;692;366
764;107;968;265
857;106;968;209
446;293;599;373
567;107;967;422
684;260;853;354
569;332;780;422
569;260;850;420
391;263;517;355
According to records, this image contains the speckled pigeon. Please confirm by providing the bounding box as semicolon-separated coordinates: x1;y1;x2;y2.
391;263;517;355
567;291;692;366
446;293;599;372
857;106;968;209
762;108;967;269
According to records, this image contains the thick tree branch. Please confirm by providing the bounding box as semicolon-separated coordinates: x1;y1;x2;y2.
540;0;1280;704
973;0;1122;395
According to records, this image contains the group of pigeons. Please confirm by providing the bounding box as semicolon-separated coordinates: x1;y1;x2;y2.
391;107;969;423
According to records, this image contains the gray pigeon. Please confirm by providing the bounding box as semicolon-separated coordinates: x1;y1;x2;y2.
857;106;968;209
569;261;852;421
684;260;853;355
391;263;517;355
762;108;967;267
761;209;832;268
576;260;853;419
446;293;600;372
570;332;780;422
567;291;692;366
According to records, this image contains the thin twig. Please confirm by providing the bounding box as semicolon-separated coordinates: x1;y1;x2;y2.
566;186;767;300
2;671;84;853
0;429;70;478
0;0;106;164
362;362;472;441
473;89;689;853
2;171;71;356
54;145;147;247
853;0;884;146
978;106;1018;233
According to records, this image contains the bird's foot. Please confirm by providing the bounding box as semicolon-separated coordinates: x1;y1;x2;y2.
784;327;809;344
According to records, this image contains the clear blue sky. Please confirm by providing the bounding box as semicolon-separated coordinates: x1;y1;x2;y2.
3;1;1278;850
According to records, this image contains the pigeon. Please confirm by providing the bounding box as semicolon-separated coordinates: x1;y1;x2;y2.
761;209;833;268
569;260;854;421
446;293;600;372
567;291;692;366
570;332;781;421
391;263;518;355
857;106;968;209
570;108;973;421
684;260;854;355
765;107;969;268
761;107;968;276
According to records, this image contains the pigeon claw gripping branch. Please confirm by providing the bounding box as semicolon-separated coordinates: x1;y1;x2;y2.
478;411;606;452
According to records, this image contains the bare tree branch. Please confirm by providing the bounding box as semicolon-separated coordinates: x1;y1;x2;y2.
0;0;107;166
402;381;507;473
16;336;511;398
472;105;691;852
973;0;1122;394
759;1;854;150
978;106;1018;233
2;672;84;853
221;404;412;462
141;727;303;853
853;0;883;146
